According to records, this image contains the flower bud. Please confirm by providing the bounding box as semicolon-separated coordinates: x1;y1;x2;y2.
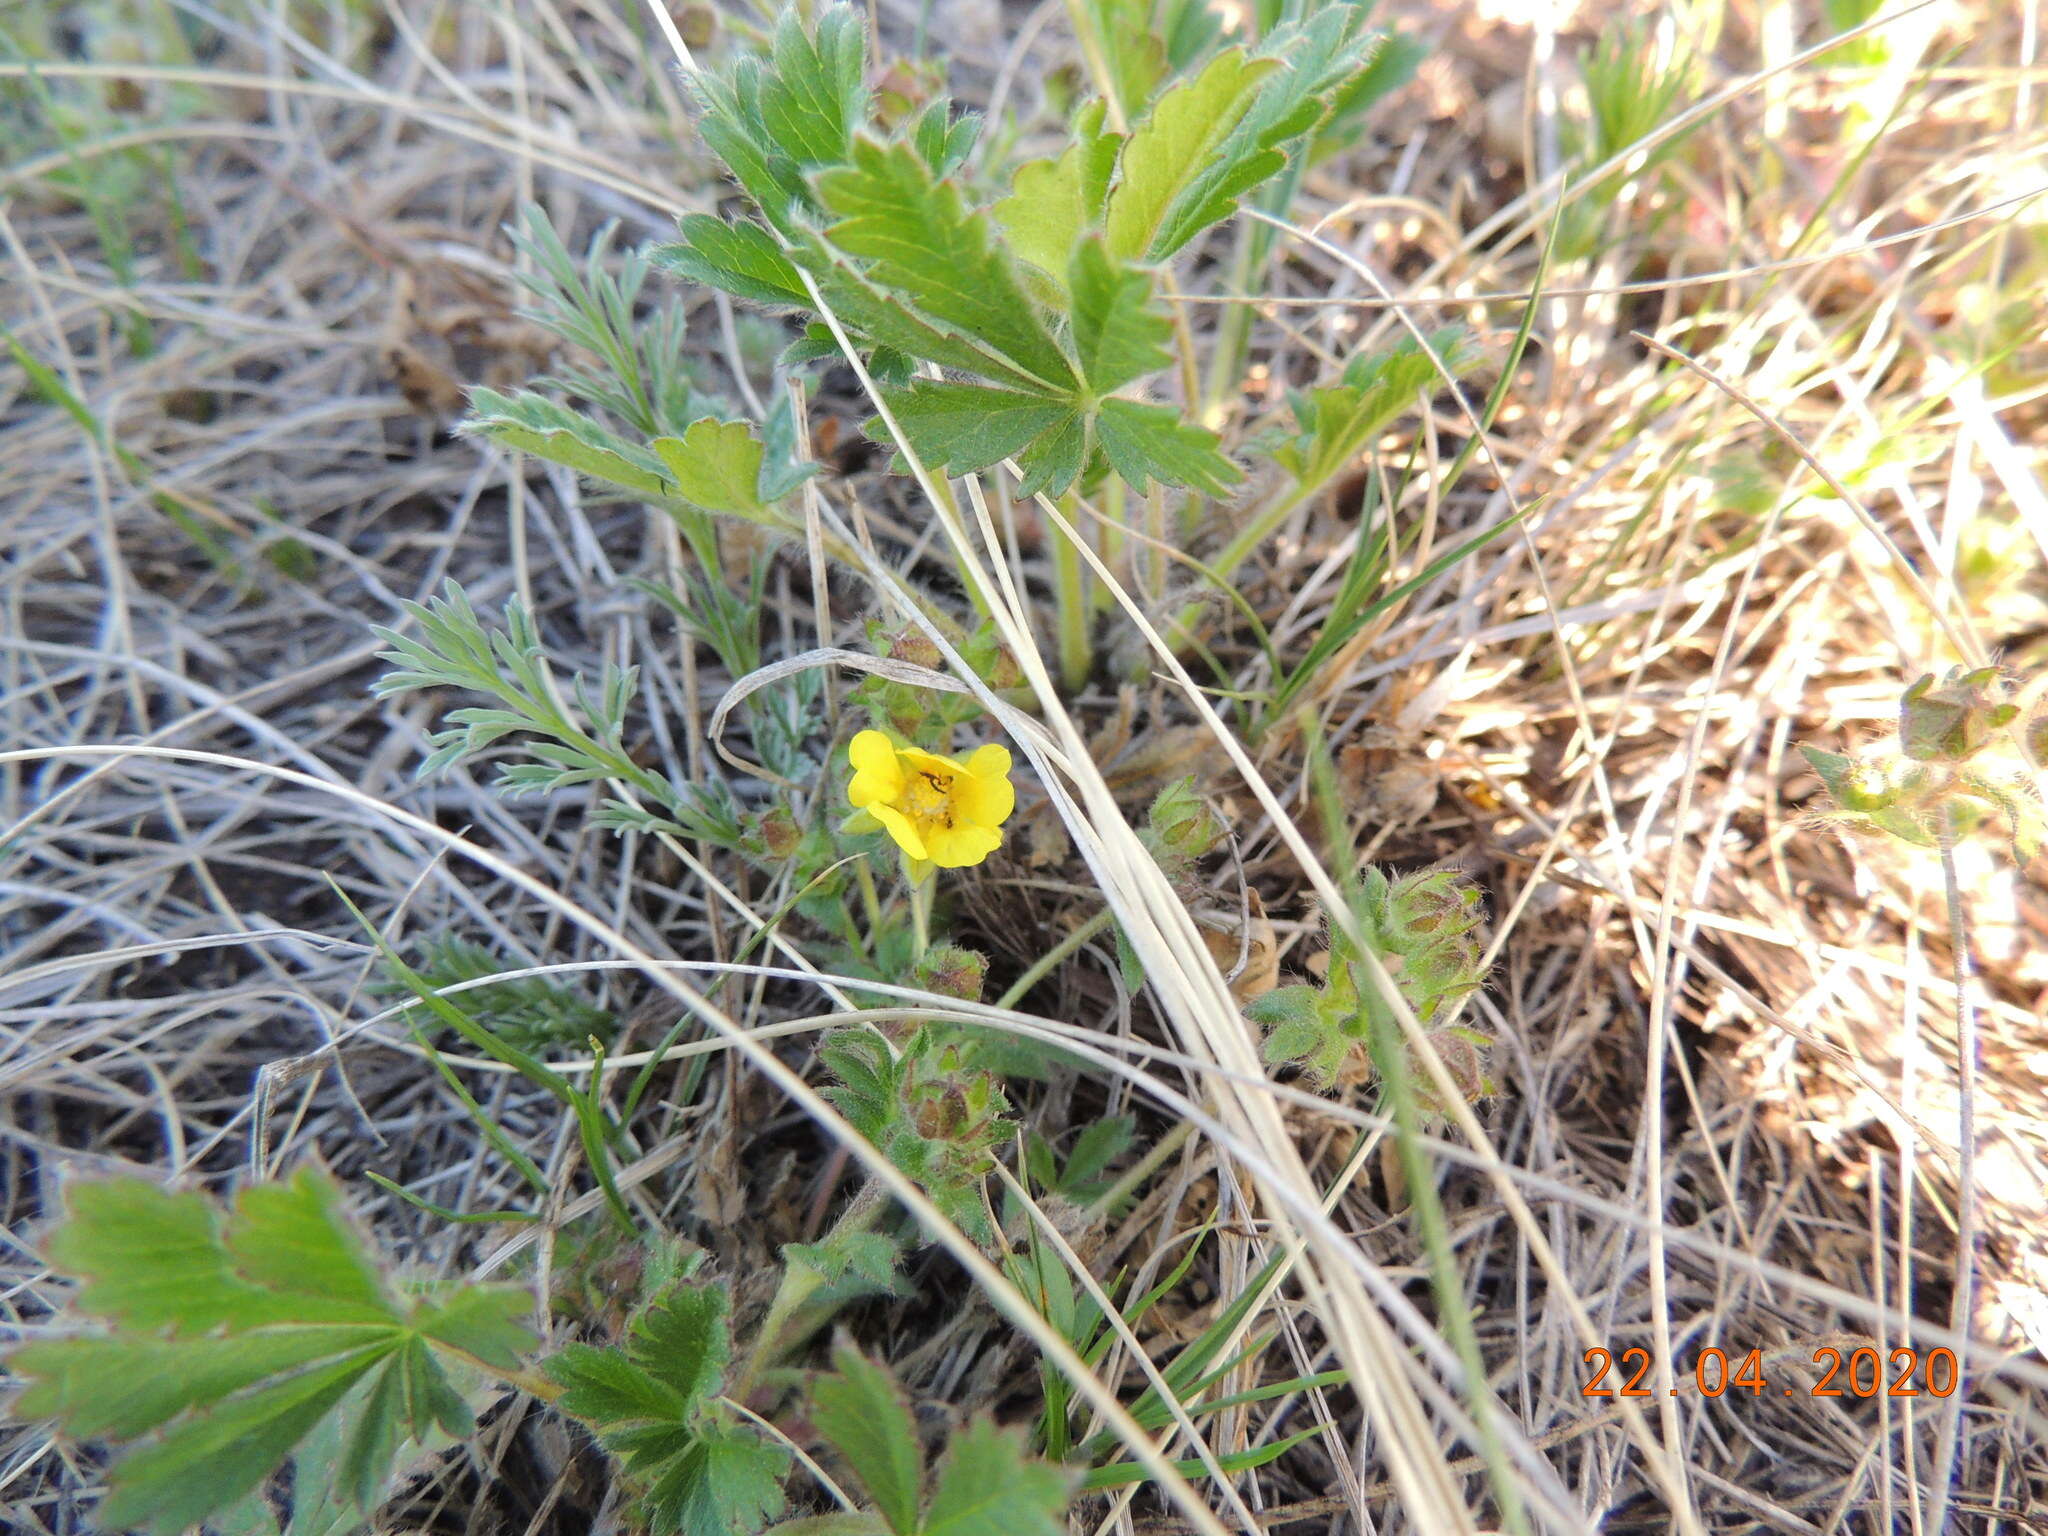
754;805;803;859
1147;776;1220;862
1838;763;1894;814
985;642;1024;690
886;627;945;671
914;944;988;1003
1900;667;2015;763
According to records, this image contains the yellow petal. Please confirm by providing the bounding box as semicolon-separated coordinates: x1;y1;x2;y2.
897;744;961;779
867;801;929;861
847;729;905;809
955;743;1015;827
926;823;1002;868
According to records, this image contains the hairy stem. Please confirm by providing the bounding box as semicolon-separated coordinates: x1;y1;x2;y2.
996;908;1116;1009
733;1182;887;1400
1051;490;1092;692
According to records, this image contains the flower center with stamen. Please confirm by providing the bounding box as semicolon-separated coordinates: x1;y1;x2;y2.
902;769;955;829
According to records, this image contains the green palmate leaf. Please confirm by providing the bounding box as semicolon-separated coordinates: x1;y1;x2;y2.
1072;0;1228;124
909;96;981;176
652;417;774;522
1068;237;1173;395
864;347;1223;500
549;1288;726;1427
1014;411;1091;498
795;238;1058;391
1103;47;1280;263
12;1170;531;1536
871;380;1075;475
214;1373;429;1536
782;317;917;384
810;1346;923;1535
1314;28;1425;161
1231;6;1387;164
463;388;669;499
811;137;1076;392
1103;10;1385;264
1085;0;1167;124
547;1279;789;1536
1096;397;1241;494
652;217;810;308
645;1427;790;1536
922;1419;1072;1536
1276;327;1473;491
691;3;868;231
804;1352;1071;1536
782;1230;903;1300
993;104;1120;295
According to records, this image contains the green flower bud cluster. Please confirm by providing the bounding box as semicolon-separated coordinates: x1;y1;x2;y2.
821;1029;1013;1242
1142;776;1222;892
851;617;1023;744
1802;666;2044;866
914;943;988;1002
1246;867;1493;1115
1900;666;2020;763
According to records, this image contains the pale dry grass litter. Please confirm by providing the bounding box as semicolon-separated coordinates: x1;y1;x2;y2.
3;0;2046;1532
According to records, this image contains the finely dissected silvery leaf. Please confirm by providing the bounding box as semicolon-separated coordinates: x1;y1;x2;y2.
462;389;670;499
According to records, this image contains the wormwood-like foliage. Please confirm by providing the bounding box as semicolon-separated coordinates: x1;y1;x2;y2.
384;935;617;1052
10;1170;532;1535
370;582;745;842
461;389;810;529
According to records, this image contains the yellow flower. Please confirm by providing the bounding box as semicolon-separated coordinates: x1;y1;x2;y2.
846;729;1015;880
